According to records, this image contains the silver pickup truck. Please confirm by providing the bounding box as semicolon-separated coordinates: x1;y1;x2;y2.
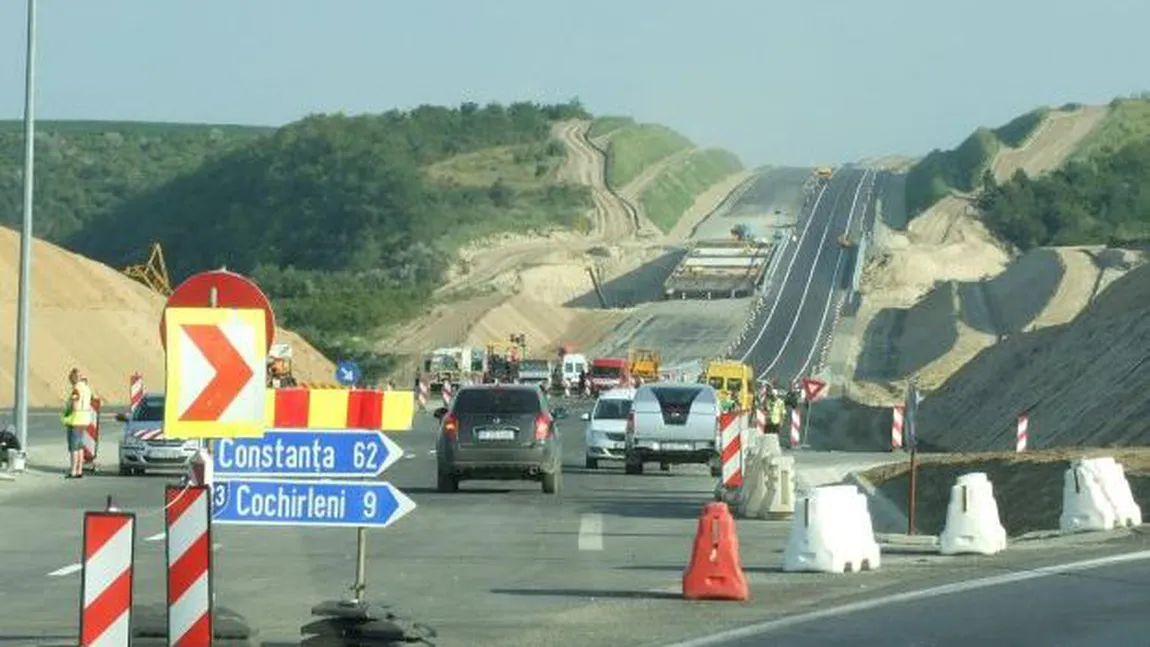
624;383;720;476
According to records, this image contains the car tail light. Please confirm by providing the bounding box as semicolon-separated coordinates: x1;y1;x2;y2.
534;413;551;440
443;412;459;437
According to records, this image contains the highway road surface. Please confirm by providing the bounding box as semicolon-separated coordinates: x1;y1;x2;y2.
2;405;1146;647
733;167;877;384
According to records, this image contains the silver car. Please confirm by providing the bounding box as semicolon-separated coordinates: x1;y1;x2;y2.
116;393;200;476
624;383;721;476
583;387;636;469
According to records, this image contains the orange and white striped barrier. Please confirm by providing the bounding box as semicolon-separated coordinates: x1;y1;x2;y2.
83;397;101;466
563;379;571;397
719;410;745;490
891;405;904;450
265;387;413;431
166;485;212;647
80;508;136;647
789;408;801;447
129;373;144;413
1016;414;1029;452
417;380;429;410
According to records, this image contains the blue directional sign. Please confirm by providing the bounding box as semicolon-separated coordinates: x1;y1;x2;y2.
211;428;403;478
335;360;361;386
211;478;416;529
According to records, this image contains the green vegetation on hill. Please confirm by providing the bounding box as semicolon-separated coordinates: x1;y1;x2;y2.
976;138;1150;249
1073;97;1150;160
604;123;694;187
905;109;1049;217
639;149;743;232
0;101;591;378
586;116;635;139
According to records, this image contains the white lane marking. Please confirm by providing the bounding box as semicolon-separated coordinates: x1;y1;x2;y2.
47;563;82;577
796;169;873;377
661;548;1150;647
577;513;604;551
145;532;166;542
761;172;860;374
738;182;830;364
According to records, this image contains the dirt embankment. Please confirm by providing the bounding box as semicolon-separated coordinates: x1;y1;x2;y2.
0;226;333;408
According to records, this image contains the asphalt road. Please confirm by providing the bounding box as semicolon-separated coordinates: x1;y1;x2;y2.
689;549;1150;647
734;167;876;384
691;167;810;240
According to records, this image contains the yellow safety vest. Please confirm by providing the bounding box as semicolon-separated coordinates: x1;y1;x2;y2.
769;398;785;425
62;380;94;427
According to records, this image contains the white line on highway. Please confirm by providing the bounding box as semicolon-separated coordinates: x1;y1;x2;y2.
661;548;1150;647
796;169;873;378
145;532;166;542
577;513;604;551
760;172;862;375
738;182;830;364
47;563;82;577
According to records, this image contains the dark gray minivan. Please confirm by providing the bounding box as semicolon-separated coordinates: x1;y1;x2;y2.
435;384;565;494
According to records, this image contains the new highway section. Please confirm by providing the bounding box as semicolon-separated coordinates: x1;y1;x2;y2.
735;167;875;383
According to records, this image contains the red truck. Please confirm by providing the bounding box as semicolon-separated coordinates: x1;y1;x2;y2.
588;357;630;395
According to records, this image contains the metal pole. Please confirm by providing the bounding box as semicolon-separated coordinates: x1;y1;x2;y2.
907;445;918;535
12;0;38;457
351;527;367;601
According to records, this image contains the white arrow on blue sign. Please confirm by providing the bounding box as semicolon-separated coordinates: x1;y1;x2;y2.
211;478;416;529
335;360;360;386
211;429;403;478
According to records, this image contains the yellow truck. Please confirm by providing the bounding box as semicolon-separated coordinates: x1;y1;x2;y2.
628;348;661;382
703;360;754;411
815;166;833;181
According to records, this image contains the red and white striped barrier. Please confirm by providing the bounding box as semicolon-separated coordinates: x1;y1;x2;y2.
80;509;136;647
583;380;592;398
129;373;144;413
891;405;904;450
440;382;454;408
789;407;801;447
718;410;744;490
83;397;102;466
1016;414;1029;452
133;428;165;441
166;485;213;647
417;380;429;410
563;379;571;397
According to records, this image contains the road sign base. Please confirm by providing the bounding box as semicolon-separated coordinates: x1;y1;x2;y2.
303;599;437;646
130;603;256;642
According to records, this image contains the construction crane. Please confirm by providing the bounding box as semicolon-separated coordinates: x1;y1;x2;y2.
123;242;172;296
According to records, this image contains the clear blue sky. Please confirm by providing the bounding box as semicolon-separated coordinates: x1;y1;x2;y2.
1;0;1147;166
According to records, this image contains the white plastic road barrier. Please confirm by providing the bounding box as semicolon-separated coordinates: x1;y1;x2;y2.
738;439;770;518
1016;414;1029;452
891;405;904;450
760;432;782;457
765;454;797;518
783;484;880;573
939;472;1007;555
1060;457;1142;534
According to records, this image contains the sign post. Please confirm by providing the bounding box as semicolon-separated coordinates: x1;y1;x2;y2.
904;377;921;535
799;377;827;448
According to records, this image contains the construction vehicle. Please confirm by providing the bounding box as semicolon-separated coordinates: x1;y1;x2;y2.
420;347;483;392
517;358;553;390
703;360;754;411
815;166;833;183
123;242;172;296
266;343;298;388
627;348;661;382
837;233;855;248
483;334;528;384
587;357;629;395
662;238;772;300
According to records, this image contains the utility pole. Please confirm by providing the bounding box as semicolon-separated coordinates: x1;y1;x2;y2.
12;0;38;463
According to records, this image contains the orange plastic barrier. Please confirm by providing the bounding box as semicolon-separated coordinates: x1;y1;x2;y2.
682;502;749;601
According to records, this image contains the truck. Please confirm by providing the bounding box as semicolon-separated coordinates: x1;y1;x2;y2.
815;166;833;183
420;347;483;392
517;358;553;390
702;360;754;411
588;357;629;395
628;348;661;382
662;238;772;300
483;334;528;384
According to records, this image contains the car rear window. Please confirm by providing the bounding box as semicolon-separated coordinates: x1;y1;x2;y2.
594;399;632;420
134;400;164;422
651;386;702;409
452;388;541;415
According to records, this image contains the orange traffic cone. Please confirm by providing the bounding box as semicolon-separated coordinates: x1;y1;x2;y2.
682;502;750;601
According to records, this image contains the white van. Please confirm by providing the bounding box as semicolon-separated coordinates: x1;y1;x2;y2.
559;353;589;388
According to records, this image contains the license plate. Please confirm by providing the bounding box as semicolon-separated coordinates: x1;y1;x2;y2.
150;449;186;460
476;429;516;441
661;442;692;451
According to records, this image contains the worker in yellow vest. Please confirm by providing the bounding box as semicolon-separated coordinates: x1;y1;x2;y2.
61;367;93;479
768;389;786;434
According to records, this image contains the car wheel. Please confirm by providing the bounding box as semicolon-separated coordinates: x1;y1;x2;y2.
436;470;459;493
659;462;670;472
585;457;598;470
625;458;644;475
542;469;561;494
118;464;133;476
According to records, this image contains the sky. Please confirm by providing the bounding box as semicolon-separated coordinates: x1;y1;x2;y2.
0;0;1147;167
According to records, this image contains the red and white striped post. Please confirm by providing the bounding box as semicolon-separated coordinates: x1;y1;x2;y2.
441;381;454;408
718;411;744;490
891;405;905;450
789;408;801;448
129;373;144;413
166;485;213;647
80;508;136;647
417;379;429;410
1016;414;1029;453
563;379;571;398
83;397;102;467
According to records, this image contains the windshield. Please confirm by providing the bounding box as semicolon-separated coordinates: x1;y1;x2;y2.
133;399;164;422
707;377;725;390
520;360;549;371
726;378;743;393
593;398;632;420
591;365;622;377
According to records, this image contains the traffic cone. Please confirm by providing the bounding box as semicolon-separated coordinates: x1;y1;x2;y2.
682;502;749;601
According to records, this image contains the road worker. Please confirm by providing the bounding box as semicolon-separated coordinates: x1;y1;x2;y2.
767;389;786;434
61;367;94;479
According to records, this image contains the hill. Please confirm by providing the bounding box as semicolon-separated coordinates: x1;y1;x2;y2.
0;225;333;408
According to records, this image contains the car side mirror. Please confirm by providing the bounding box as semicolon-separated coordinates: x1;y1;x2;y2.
580;412;591;421
114;412;129;423
550;407;567;420
432;407;448;420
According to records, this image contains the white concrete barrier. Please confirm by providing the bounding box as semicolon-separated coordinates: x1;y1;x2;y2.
1060;457;1142;534
783;484;880;573
765;455;796;518
939;472;1007;555
737;440;769;518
